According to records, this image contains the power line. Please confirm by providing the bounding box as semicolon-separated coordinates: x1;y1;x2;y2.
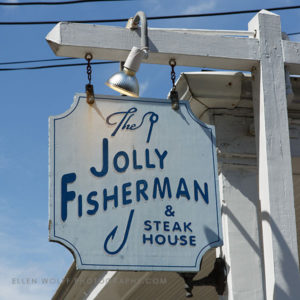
0;61;117;71
0;0;128;5
0;57;77;66
147;5;300;21
287;32;300;36
1;5;300;25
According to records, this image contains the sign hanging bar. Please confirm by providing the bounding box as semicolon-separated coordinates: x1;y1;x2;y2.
46;23;260;71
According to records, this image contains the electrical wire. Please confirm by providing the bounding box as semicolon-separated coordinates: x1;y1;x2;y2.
287;32;300;36
1;5;300;25
0;0;128;5
0;57;77;66
0;61;117;71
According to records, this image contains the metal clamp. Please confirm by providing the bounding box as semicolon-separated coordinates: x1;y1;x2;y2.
170;88;179;110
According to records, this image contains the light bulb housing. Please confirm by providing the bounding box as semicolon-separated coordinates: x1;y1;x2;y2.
105;67;139;97
106;47;147;97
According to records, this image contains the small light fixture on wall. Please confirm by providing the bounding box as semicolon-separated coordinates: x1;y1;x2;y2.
105;11;149;97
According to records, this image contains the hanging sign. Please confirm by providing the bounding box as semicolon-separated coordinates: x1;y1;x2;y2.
49;94;222;271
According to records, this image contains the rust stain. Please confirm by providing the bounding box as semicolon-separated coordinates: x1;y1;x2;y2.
91;102;105;121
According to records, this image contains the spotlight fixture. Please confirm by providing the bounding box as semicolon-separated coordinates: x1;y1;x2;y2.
105;11;149;97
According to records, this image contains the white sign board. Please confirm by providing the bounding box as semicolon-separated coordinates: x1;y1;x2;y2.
49;94;222;271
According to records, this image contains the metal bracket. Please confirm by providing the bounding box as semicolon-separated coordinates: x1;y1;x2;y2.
178;257;227;298
85;84;95;104
170;88;179;110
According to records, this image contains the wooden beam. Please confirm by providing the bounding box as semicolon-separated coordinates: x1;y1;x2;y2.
249;10;300;299
218;165;265;300
282;40;300;75
46;22;260;71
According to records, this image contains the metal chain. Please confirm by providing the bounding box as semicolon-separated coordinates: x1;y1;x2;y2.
85;53;95;104
85;53;93;84
169;58;176;88
169;59;179;110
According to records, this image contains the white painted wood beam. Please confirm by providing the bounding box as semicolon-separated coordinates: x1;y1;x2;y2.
282;40;300;75
218;165;264;300
46;22;260;71
249;10;300;299
150;28;255;37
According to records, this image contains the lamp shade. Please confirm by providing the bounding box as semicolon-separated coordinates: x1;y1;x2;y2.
105;70;139;98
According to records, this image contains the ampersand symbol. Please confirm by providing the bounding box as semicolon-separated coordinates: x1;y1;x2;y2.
165;205;175;217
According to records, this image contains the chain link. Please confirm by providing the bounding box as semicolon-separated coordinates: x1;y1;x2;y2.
85;53;95;104
169;58;176;88
87;64;92;84
169;59;179;110
85;53;93;84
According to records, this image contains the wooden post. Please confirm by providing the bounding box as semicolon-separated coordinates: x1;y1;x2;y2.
249;10;300;299
216;143;265;299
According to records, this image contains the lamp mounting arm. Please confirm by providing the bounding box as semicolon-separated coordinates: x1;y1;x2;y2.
127;11;149;57
106;11;149;98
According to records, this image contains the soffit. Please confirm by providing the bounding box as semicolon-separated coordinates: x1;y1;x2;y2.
175;71;300;119
94;249;218;300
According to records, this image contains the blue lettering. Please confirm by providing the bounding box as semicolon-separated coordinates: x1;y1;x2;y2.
136;180;148;201
189;236;196;246
176;178;191;200
122;113;134;130
168;235;178;245
106;108;159;143
153;177;172;199
194;181;209;204
78;194;82;217
144;220;152;231
153;220;161;231
142;231;196;247
143;234;153;244
61;173;76;222
103;186;118;211
179;235;187;246
155;234;166;245
87;191;99;215
154;149;168;169
172;222;182;232
163;221;170;231
145;149;155;168
122;182;132;205
90;140;168;177
107;107;137;137
90;138;108;177
183;222;192;233
133;150;142;170
113;151;129;173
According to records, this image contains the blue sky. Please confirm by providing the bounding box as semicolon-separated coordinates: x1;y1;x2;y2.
0;0;300;299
